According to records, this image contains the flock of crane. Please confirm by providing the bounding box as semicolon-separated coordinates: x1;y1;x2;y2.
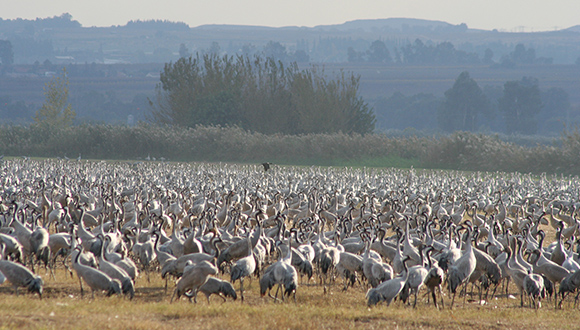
2;158;580;311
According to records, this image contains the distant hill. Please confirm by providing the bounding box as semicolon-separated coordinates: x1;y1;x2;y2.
313;18;459;32
0;15;579;65
564;25;580;33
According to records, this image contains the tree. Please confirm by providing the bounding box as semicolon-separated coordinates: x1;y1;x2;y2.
291;50;310;63
538;87;570;134
438;71;489;132
483;48;494;64
178;43;190;58
208;42;220;55
347;47;363;63
263;41;287;62
34;67;76;128
498;77;542;135
0;40;13;68
150;53;375;135
510;44;536;64
374;92;440;131
367;40;392;63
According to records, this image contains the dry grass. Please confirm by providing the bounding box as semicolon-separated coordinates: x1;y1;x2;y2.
1;262;579;330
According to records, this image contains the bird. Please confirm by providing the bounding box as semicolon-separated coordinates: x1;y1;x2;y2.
0;233;23;263
423;245;445;309
400;245;428;308
48;230;73;277
259;267;278;299
367;256;410;307
29;219;51;273
216;221;262;272
262;162;272;172
230;237;256;301
523;271;545;309
550;221;567;266
171;260;218;303
317;241;341;293
447;224;477;309
161;235;222;280
261;237;299;302
131;221;157;282
72;246;121;299
336;251;363;291
194;277;237;303
99;237;135;299
558;269;580;308
0;244;43;299
529;248;570;308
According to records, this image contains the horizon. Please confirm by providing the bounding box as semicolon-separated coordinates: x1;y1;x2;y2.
2;0;580;32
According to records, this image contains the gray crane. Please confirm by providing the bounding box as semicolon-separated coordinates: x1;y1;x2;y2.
0;243;43;299
171;260;218;303
230;237;256;302
72;246;121;299
367;256;410;306
447;224;477;309
193;277;237;303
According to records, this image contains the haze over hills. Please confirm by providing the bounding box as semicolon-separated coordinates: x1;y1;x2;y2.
1;14;579;135
1;15;580;64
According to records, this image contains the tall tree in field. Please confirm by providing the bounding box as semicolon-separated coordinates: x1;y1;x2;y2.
438;71;489;132
150;53;375;135
367;40;392;63
34;68;76;127
499;77;542;135
0;40;14;71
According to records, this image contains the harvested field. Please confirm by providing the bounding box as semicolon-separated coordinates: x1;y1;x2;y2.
0;159;579;329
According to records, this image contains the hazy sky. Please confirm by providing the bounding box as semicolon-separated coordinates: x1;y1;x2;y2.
3;0;579;32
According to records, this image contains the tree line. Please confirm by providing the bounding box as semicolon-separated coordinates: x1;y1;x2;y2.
374;71;573;136
348;39;552;66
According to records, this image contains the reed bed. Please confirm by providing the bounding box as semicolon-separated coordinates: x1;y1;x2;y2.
0;123;577;175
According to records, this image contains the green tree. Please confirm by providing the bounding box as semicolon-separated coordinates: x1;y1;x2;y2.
367;40;392;63
150;53;374;135
438;71;489;132
34;68;76;127
499;77;542;135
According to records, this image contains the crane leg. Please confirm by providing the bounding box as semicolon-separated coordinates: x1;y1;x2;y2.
431;290;438;309
240;278;245;302
438;286;445;309
462;281;469;307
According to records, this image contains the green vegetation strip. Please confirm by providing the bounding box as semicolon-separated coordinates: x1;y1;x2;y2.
0;123;578;175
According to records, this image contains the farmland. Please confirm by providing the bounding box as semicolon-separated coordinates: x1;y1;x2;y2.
1;159;580;329
1;268;579;329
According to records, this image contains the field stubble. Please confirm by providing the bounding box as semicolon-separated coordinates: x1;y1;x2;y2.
1;263;579;330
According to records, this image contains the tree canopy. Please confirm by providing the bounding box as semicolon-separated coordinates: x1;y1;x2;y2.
499;77;542;135
438;71;489;132
150;53;375;135
34;68;76;128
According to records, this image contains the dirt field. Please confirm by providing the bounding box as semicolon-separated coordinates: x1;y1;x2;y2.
1;264;579;330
